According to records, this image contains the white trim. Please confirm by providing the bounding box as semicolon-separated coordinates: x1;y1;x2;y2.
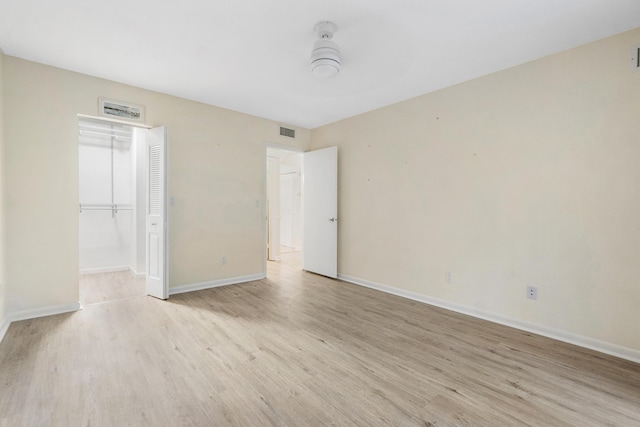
161;126;170;300
8;302;82;323
77;113;152;129
264;141;305;154
169;273;265;296
338;273;640;365
0;315;10;344
129;266;146;278
80;265;131;275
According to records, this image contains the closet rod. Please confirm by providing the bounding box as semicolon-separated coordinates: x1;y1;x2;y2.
79;203;133;213
79;124;132;135
79;129;132;140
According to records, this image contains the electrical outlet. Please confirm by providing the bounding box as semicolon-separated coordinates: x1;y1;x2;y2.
445;271;452;284
221;256;227;265
526;286;537;300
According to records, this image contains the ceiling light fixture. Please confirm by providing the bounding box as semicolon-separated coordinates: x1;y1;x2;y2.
310;21;341;79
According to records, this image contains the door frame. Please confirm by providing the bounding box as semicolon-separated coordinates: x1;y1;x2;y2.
263;143;304;276
266;155;281;261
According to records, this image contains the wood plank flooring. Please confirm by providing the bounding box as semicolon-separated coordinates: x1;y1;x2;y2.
1;252;639;426
79;270;146;306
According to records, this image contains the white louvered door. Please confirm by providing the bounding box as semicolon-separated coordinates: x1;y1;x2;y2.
146;126;168;299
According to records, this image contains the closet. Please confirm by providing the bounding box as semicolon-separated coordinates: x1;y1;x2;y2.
78;117;146;276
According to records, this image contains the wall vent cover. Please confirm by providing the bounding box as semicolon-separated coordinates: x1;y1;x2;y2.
98;97;145;122
280;127;296;138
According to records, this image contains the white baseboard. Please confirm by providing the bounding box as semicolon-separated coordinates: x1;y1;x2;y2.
0;315;10;344
129;266;145;278
80;265;130;275
169;273;266;296
0;303;82;344
8;302;82;323
338;273;640;365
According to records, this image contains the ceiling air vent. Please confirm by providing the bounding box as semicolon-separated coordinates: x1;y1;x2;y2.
280;126;296;138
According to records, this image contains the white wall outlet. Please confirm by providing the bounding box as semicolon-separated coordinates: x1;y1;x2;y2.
221;256;227;265
527;286;537;300
445;271;452;284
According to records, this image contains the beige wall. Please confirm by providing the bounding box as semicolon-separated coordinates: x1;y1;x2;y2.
3;28;639;355
3;56;309;313
0;49;5;323
311;28;640;352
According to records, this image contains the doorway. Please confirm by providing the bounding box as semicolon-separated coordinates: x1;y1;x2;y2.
266;147;303;270
265;145;338;279
78;116;168;304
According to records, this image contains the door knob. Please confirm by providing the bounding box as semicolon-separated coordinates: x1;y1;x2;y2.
329;217;337;222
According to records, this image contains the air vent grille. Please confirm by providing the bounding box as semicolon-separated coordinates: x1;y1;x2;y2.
280;127;296;138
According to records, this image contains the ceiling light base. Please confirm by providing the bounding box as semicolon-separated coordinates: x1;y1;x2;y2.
314;21;337;39
310;21;341;78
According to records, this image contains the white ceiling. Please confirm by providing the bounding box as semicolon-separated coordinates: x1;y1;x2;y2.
1;1;639;129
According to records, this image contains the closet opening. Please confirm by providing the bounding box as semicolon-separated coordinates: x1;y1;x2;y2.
78;116;156;305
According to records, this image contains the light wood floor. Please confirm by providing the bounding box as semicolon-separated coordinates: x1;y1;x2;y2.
79;270;146;306
1;252;639;426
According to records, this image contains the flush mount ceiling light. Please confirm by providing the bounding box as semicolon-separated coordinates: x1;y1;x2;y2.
310;21;341;78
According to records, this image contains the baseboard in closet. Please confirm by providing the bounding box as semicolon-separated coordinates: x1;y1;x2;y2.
80;265;131;275
129;267;145;278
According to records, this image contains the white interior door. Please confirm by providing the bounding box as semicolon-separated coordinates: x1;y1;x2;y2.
146;126;168;299
303;146;337;278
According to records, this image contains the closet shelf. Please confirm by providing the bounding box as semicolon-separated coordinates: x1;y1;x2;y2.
79;203;133;213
